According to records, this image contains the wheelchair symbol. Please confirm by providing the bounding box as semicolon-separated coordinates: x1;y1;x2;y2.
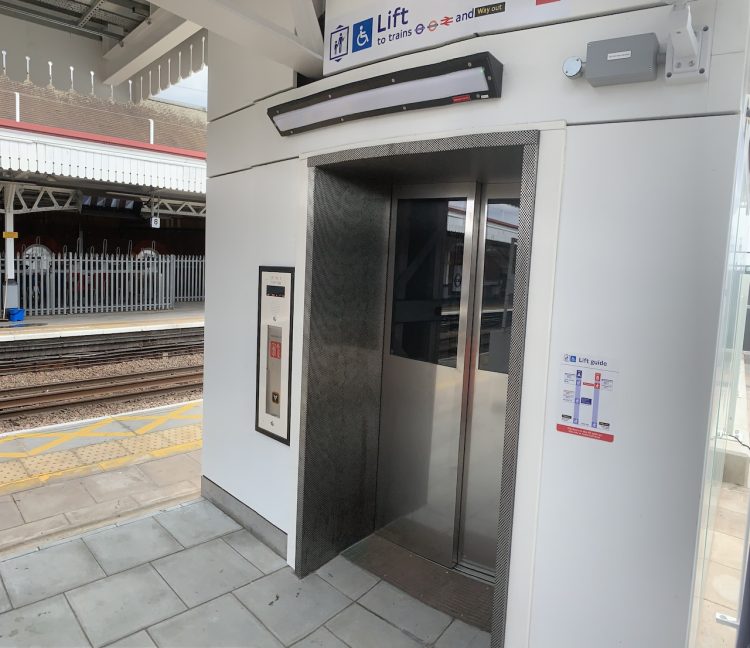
352;18;373;52
357;26;370;48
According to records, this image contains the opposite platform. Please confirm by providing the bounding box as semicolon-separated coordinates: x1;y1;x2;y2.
0;302;204;342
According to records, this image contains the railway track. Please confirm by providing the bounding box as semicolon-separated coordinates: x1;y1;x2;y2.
0;328;204;375
0;366;203;420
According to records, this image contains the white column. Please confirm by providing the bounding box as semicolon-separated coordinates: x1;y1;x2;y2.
3;183;15;280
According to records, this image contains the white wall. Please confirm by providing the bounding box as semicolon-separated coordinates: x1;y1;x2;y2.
209;0;745;176
505;125;566;647
204;159;308;565
529;115;738;648
204;0;748;643
207;34;295;121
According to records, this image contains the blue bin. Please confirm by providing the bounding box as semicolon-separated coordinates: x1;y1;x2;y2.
8;308;25;322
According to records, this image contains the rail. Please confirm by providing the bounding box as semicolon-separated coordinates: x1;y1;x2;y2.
0;328;204;375
1;253;204;316
0;366;203;420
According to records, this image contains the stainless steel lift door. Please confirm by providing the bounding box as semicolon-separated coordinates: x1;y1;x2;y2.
459;185;521;575
378;184;478;568
378;183;521;575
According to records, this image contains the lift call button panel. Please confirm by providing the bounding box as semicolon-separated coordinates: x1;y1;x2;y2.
256;267;294;445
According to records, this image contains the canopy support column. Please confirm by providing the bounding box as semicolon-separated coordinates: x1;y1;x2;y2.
2;182;18;310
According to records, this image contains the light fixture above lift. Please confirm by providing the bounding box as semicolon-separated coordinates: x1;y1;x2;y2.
268;53;503;136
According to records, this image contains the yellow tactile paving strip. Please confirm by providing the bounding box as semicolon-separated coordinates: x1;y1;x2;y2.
0;403;202;493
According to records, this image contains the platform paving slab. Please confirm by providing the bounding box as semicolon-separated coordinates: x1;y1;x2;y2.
292;627;349;648
154;499;240;547
0;514;70;553
696;598;739;648
719;484;750;514
435;619;491;648
74;439;131;465
81;465;155;503
0;595;90;648
14;479;96;523
108;630;157;647
0;440;27;460
0;500;483;648
121;416;203;435
325;603;423;648
65;495;140;527
711;530;745;572
234;568;351;646
358;579;452;644
131;479;199;507
21;450;80;477
148;593;282;648
83;517;183;575
704;559;742;610
0;469;200;559
0;538;104;607
66;563;187;647
317;555;380;601
152;537;263;607
224;529;287;574
0;498;22;532
138;454;200;487
0;462;28;488
19;424;132;453
0;582;8;614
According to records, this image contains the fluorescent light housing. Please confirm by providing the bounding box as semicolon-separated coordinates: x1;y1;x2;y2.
268;52;503;136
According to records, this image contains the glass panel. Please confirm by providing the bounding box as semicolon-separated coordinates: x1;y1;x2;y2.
390;198;466;367
691;130;750;647
477;198;520;374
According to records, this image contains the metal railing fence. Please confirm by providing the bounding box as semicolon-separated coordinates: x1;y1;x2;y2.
1;253;204;316
174;255;205;303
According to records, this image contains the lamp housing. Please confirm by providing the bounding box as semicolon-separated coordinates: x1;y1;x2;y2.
268;52;503;136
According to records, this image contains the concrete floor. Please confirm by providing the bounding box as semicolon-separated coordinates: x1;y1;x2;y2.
0;403;203;558
695;483;748;647
0;499;489;648
694;355;750;646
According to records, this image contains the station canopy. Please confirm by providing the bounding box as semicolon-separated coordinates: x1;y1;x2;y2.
0;124;206;194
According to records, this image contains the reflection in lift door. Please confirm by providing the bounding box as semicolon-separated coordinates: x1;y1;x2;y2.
378;184;478;569
377;183;522;578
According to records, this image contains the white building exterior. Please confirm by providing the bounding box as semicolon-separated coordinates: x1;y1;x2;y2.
194;1;750;646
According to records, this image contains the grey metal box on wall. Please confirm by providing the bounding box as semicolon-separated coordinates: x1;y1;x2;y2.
585;33;660;87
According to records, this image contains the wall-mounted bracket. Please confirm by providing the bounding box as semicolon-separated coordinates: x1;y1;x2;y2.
664;6;711;84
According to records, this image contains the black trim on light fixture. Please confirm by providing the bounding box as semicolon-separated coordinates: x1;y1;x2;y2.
268;52;503;136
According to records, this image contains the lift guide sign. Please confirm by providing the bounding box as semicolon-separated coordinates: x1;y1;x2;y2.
324;0;567;74
557;353;617;443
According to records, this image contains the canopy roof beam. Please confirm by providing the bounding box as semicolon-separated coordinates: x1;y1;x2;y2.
103;8;201;86
151;0;324;78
